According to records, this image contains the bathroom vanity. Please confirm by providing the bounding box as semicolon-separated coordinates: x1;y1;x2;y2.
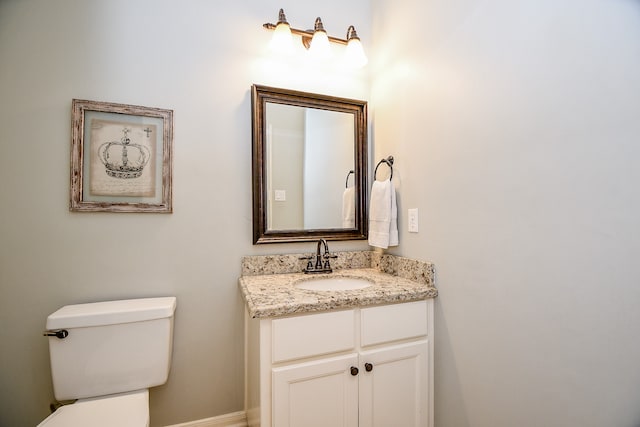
240;252;437;427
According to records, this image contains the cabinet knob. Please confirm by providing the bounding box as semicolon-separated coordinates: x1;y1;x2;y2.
350;366;359;376
365;363;373;372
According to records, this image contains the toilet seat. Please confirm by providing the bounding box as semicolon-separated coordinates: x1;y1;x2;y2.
37;389;149;427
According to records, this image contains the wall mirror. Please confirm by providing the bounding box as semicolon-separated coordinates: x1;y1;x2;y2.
251;84;368;244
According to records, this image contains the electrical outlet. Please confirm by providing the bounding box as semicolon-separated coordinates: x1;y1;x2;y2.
408;208;419;233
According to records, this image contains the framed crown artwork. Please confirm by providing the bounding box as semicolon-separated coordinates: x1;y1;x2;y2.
70;99;173;213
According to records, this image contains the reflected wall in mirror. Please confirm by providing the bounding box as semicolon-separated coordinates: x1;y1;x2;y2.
252;85;368;244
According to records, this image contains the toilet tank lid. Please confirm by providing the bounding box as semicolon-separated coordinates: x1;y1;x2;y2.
46;297;177;330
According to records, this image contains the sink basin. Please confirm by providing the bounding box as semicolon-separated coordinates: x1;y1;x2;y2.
295;277;373;291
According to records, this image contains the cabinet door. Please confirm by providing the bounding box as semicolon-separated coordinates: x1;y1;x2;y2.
272;353;359;427
359;340;429;427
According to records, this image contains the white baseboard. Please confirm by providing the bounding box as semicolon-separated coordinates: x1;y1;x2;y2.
164;411;247;427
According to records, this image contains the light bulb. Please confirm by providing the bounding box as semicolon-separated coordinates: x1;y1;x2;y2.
345;37;368;68
269;22;293;54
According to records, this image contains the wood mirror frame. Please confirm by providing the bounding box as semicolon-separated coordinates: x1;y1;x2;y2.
251;84;368;244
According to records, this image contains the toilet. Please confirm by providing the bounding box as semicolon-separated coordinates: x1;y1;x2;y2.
38;296;177;427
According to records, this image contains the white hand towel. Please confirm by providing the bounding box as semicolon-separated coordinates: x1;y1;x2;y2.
389;181;398;247
368;179;398;249
342;186;356;228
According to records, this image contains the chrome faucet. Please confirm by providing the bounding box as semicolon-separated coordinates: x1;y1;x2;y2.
300;239;337;274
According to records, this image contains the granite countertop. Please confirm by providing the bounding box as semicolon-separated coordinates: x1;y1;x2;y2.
239;267;438;319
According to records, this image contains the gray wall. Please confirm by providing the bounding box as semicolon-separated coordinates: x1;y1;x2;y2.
371;0;640;426
0;1;370;426
304;109;355;229
266;103;305;230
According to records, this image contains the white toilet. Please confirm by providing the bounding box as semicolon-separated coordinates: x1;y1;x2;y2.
38;296;177;427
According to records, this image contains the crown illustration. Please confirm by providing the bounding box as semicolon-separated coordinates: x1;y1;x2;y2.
98;128;151;179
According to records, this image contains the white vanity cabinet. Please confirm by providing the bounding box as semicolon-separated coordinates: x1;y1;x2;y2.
245;299;434;427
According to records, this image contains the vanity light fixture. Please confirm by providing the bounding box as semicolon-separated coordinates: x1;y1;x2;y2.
263;9;368;67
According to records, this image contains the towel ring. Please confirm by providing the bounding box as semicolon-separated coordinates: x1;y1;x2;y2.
374;156;394;181
345;170;355;188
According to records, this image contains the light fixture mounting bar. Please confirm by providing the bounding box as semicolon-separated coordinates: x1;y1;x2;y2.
263;22;348;45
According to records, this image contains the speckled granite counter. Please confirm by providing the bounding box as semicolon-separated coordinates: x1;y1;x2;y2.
239;252;438;318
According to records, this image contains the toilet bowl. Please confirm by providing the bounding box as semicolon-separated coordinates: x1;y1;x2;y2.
39;297;176;426
37;390;149;427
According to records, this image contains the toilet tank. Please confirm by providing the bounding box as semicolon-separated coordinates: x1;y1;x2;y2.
45;297;177;401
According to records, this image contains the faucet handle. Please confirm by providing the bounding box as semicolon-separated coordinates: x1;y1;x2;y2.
322;251;338;270
299;255;314;271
